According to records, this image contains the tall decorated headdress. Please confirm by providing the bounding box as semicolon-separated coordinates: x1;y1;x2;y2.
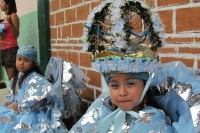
82;0;165;75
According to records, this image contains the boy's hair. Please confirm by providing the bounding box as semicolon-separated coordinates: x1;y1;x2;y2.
4;0;17;15
11;65;43;95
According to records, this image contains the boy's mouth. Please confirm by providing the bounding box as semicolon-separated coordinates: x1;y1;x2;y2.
119;100;130;103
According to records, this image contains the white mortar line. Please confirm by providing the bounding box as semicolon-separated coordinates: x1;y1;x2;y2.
153;3;200;11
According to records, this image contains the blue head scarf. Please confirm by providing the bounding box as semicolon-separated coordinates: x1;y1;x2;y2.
17;45;39;66
103;72;150;84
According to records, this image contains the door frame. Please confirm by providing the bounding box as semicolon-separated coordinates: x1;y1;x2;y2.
37;0;51;73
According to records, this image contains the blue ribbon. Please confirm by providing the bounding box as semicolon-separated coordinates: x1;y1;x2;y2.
96;108;140;133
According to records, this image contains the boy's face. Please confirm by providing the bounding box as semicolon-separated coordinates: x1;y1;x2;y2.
108;73;144;111
16;56;36;73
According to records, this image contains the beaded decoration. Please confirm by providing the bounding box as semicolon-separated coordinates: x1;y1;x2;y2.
82;0;165;73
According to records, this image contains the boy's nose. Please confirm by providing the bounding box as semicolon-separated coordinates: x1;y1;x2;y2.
119;85;127;96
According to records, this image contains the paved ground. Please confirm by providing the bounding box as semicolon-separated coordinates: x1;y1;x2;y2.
0;88;8;104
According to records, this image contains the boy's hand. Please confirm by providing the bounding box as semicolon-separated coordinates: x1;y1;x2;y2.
10;103;19;113
3;101;12;106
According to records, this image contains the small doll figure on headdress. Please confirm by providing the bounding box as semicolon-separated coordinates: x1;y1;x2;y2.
69;0;198;133
0;45;68;132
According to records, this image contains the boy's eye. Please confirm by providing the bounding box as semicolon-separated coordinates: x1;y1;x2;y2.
108;83;118;88
127;82;136;85
127;81;137;86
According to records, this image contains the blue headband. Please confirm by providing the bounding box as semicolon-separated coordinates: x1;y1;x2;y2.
17;45;39;66
103;72;150;84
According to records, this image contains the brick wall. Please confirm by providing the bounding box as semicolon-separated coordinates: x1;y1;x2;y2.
49;0;200;113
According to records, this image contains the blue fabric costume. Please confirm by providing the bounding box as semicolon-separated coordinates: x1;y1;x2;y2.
69;61;200;133
0;45;68;132
45;57;89;122
69;0;199;132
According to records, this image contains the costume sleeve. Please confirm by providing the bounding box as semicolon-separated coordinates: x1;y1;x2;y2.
69;93;109;133
4;79;15;103
151;61;199;133
17;73;52;114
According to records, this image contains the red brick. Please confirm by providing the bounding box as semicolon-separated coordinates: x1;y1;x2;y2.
77;4;90;21
57;40;66;44
68;40;78;44
56;11;65;25
58;51;68;61
176;7;200;32
51;51;57;57
198;59;200;69
158;10;173;33
85;0;101;2
194;0;200;2
166;37;193;43
87;70;101;87
179;47;200;54
65;8;76;23
96;89;102;99
51;40;56;44
58;27;62;38
52;45;62;49
158;47;176;53
51;0;60;12
71;0;82;6
60;0;70;8
62;25;71;38
146;0;155;8
74;46;82;50
67;52;79;65
72;23;84;37
91;1;101;10
157;0;189;7
62;46;73;50
82;88;94;101
78;39;82;44
80;52;92;67
161;57;194;67
50;28;57;39
195;37;200;43
50;14;55;26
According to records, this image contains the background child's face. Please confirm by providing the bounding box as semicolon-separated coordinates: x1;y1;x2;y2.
16;56;35;73
108;74;144;111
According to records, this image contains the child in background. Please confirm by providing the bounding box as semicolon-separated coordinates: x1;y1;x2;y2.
0;45;67;132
